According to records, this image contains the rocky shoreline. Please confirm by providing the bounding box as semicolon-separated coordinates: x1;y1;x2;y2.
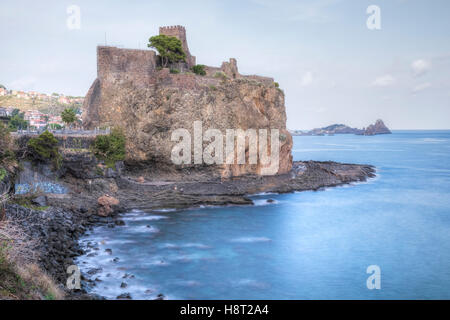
4;160;375;299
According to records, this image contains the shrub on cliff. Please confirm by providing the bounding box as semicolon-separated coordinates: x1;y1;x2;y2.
214;71;228;80
91;128;126;168
192;64;206;76
148;35;186;67
27;131;61;169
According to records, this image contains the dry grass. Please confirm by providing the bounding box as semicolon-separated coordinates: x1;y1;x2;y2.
16;263;64;300
0;218;64;300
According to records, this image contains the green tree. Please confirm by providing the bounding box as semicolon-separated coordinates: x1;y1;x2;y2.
0;123;15;163
147;35;186;67
8;110;28;131
61;108;77;128
0;123;17;183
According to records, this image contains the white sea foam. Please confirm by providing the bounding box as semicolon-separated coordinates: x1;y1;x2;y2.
133;225;160;233
123;215;169;221
234;279;269;289
250;192;278;196
253;199;279;206
230;237;271;243
161;243;179;249
175;280;201;287
419;138;447;143
152;208;178;212
160;242;210;249
183;243;211;249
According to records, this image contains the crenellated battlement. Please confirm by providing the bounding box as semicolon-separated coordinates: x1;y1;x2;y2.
159;25;186;32
159;25;195;67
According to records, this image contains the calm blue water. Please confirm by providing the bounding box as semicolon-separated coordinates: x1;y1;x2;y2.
77;131;450;299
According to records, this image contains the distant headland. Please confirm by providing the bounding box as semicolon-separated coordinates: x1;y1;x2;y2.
290;119;391;136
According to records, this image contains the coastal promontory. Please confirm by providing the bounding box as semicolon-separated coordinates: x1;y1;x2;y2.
83;26;293;178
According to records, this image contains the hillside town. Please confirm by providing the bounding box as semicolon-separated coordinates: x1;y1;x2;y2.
0;86;83;105
0;85;83;130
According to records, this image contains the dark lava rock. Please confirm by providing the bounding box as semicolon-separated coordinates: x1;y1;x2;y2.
155;293;165;300
117;293;132;300
32;195;48;207
87;267;103;275
266;199;275;203
120;282;128;288
105;248;112;255
114;219;125;226
112;257;120;263
79;207;88;213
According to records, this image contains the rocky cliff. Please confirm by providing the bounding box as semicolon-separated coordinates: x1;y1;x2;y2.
83;41;292;177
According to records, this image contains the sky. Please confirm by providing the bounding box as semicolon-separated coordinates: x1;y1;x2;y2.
1;0;449;129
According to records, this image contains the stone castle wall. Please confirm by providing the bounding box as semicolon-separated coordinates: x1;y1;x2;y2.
97;46;158;86
96;46;274;89
95;27;274;88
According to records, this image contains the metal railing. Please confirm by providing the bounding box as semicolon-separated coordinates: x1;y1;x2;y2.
14;127;111;136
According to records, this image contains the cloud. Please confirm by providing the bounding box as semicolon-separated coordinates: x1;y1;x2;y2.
300;71;314;86
412;82;431;93
411;59;431;76
371;74;395;87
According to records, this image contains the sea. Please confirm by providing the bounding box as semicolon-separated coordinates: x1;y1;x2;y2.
76;131;450;299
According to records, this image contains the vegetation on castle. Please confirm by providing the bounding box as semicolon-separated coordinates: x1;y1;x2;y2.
27;131;61;169
91;127;126;168
148;34;186;67
192;64;206;76
214;71;228;80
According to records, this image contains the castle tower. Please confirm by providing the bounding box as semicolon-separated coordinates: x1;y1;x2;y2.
159;25;196;68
